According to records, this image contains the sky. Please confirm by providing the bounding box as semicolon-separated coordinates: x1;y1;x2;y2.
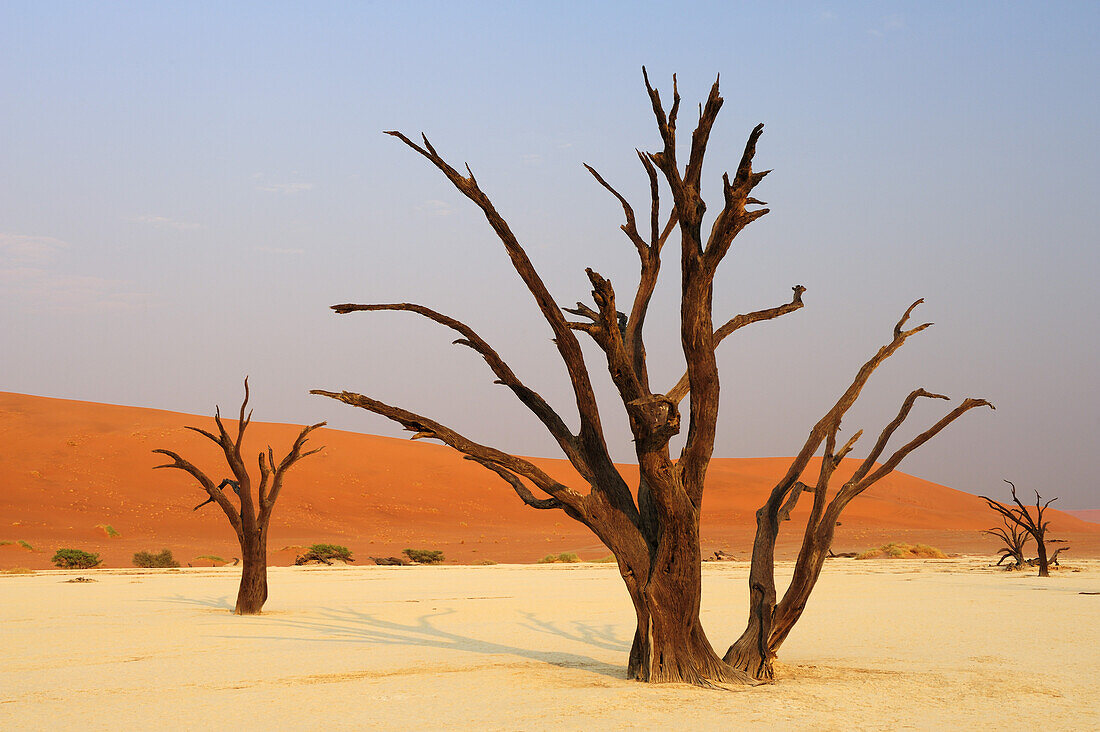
2;2;1097;508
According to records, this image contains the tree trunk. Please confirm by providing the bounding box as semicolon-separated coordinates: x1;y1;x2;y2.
235;531;268;615
724;502;782;679
1035;540;1049;577
619;518;752;685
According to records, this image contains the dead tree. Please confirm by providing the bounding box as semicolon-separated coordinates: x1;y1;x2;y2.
313;70;991;685
981;480;1056;577
153;378;325;614
984;514;1030;568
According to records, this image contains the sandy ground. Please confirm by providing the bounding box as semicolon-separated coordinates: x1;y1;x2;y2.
3;558;1098;730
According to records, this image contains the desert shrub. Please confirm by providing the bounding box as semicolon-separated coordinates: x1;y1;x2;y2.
473;559;498;565
132;549;180;568
403;548;444;564
18;540;35;551
1;567;33;574
371;556;407;566
855;542;946;560
97;524;121;538
295;544;354;565
195;555;227;566
538;552;581;564
52;548;102;569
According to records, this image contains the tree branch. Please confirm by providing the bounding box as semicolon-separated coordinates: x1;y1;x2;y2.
667;285;805;405
329;302;589;481
465;457;563;511
152;449;243;537
310;389;586;514
384;129;613;471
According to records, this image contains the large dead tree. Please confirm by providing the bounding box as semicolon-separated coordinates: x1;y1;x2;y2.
981;480;1056;577
313;70;991;685
154;378;325;614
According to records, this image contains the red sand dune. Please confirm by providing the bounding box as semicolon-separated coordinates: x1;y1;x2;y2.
2;391;1098;569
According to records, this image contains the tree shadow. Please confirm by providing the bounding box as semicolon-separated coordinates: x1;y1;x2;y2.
517;611;631;653
224;606;626;679
142;593;233;610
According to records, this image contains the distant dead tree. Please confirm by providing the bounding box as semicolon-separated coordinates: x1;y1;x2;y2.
153;378;325;614
984;514;1030;568
313;70;991;685
981;480;1056;577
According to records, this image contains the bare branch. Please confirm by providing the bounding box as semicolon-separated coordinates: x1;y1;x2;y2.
466;457;563;511
583;164;647;257
328;302;586;477
384;128;617;486
260;421;325;520
152;449;243;536
848;388;949;485
667;285;806;404
311;389;585;513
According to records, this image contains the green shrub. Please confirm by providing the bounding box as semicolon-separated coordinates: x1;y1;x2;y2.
538;552;581;564
590;555;616;563
97;524;121;538
195;555;226;566
132;549;180;568
295;543;354;564
52;548;102;569
18;540;35;551
403;548;444;564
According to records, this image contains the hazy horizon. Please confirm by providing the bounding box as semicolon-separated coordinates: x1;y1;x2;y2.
2;2;1097;507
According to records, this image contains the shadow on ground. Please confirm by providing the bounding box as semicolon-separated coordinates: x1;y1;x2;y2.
220;606;627;679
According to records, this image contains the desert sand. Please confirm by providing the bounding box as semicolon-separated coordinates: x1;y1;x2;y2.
2;558;1098;730
3;391;1098;571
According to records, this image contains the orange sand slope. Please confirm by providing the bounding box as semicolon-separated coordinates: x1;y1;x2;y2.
2;391;1098;569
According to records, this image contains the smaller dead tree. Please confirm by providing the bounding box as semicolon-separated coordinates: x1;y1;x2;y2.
984;514;1030;568
980;480;1056;577
153;378;325;613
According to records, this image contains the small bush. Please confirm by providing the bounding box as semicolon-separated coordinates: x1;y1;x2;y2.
97;524;121;538
403;548;444;564
538;552;581;564
295;544;354;565
52;548;102;569
195;555;227;566
855;542;946;560
371;556;407;566
133;549;180;568
18;540;36;551
473;559;498;565
590;555;617;563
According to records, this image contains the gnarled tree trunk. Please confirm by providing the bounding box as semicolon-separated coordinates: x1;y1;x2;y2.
235;530;269;614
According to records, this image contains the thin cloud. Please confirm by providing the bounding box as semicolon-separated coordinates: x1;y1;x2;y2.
0;232;147;312
415;199;456;217
0;267;149;312
0;233;67;265
868;14;904;36
126;214;202;230
256;182;316;194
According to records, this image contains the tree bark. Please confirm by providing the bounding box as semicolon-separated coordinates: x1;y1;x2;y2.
235;530;269;615
622;525;751;685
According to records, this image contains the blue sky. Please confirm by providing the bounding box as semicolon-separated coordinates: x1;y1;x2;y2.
2;2;1097;507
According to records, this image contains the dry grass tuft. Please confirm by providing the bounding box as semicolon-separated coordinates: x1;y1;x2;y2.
538;552;581;564
856;542;946;560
